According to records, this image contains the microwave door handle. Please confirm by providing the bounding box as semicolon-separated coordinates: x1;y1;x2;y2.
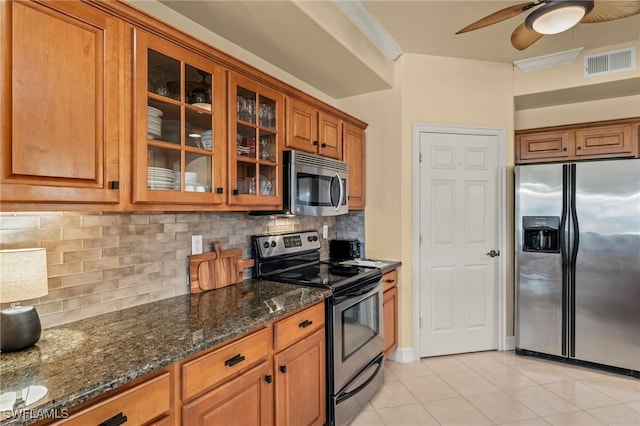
335;173;344;211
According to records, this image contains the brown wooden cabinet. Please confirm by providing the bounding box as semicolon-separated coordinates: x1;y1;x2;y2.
131;28;227;208
228;72;284;209
179;302;325;426
1;0;122;208
382;270;398;358
55;371;172;426
343;122;366;210
182;361;273;426
286;98;343;160
516;118;639;164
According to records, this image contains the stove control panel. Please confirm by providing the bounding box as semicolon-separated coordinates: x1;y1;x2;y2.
253;230;321;258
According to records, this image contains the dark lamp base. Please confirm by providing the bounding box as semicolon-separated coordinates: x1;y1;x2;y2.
0;306;42;352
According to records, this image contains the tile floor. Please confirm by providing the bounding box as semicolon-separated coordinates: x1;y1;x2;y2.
351;351;640;426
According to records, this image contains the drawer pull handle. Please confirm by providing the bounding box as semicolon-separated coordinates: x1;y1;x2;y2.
99;412;127;426
385;279;395;284
280;365;287;374
299;319;313;328
224;353;246;367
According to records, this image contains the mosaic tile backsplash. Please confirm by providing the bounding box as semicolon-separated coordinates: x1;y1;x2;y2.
0;211;365;329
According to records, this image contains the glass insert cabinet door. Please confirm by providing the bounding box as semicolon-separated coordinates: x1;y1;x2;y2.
228;72;283;208
132;29;226;205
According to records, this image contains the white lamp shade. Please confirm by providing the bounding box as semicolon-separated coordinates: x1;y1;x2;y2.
0;248;49;303
532;6;587;34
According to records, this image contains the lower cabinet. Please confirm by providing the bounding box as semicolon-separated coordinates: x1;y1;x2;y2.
274;329;325;426
180;301;325;426
382;269;398;358
182;361;273;426
55;372;172;426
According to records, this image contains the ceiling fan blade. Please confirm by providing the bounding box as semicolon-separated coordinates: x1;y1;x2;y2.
580;1;640;23
456;1;539;34
511;22;544;50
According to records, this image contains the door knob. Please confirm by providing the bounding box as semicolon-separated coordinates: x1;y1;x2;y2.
486;249;500;257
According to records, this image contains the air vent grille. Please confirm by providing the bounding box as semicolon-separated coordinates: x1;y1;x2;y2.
584;47;636;78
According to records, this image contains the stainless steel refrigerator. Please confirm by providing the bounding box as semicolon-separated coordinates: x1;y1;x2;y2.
515;158;640;376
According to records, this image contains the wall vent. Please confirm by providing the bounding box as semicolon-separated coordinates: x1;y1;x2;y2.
584;47;636;78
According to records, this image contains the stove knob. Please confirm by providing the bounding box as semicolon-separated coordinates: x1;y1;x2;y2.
263;242;270;249
271;241;277;248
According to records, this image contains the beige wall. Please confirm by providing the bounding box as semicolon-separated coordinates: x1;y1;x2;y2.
341;54;516;352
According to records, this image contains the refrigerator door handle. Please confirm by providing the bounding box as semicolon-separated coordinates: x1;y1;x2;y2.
559;164;570;357
569;164;579;358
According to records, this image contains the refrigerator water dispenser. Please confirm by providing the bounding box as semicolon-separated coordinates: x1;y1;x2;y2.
522;216;560;253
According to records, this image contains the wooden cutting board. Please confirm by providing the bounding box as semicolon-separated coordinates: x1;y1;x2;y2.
189;241;254;293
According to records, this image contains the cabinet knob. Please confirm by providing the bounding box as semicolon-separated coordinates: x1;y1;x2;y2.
279;365;287;374
233;189;239;196
563;148;567;151
216;187;223;194
110;181;120;190
321;143;327;148
577;146;582;150
312;141;319;146
265;375;273;384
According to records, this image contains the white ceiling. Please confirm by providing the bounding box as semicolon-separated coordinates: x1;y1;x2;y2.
159;1;640;98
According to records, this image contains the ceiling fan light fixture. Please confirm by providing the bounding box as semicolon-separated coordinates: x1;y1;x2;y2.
525;0;594;35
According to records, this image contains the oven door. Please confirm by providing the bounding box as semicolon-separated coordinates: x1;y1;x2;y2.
332;276;383;393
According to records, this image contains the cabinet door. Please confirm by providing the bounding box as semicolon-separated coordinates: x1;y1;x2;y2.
516;132;571;162
343;122;366;210
575;124;636;158
286;98;318;154
383;286;398;358
274;328;326;426
132;29;226;207
318;112;343;160
183;361;273;426
1;0;121;206
228;72;283;208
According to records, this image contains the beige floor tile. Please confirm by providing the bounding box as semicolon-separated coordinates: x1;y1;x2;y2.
586;404;640;425
466;390;538;424
401;374;460;402
370;380;418;409
510;385;581;416
487;350;537;366
476;365;538;389
385;359;434;380
499;418;551;426
420;356;472;374
350;409;384;426
626;401;640;412
436;369;500;396
544;381;618;409
455;351;506;370
581;375;640;403
544;411;606;426
383;364;400;382
422;396;493;426
550;363;606;380
512;361;573;384
375;403;439;425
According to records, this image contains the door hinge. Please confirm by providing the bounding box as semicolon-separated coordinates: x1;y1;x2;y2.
419;316;423;329
419;152;423;163
419;234;423;245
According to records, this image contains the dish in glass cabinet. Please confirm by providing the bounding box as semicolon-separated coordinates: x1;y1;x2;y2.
259;175;272;195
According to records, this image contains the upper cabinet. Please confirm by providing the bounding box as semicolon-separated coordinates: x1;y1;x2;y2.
516;118;639;164
131;29;227;208
228;73;283;209
343;122;366;210
1;0;122;208
286;98;343;160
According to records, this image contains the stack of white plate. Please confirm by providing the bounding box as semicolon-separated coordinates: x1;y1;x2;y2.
201;130;212;150
147;166;175;190
147;106;162;139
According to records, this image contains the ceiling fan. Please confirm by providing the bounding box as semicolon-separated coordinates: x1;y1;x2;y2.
456;1;640;50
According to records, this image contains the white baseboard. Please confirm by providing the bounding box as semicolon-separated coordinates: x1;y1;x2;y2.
388;347;419;363
505;335;515;351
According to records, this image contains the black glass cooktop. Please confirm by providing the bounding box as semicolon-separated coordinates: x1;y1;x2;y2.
262;262;380;290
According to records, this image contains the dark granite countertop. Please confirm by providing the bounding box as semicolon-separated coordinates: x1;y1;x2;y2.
0;280;330;425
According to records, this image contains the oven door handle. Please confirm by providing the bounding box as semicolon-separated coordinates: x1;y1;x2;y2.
333;276;381;303
335;354;384;404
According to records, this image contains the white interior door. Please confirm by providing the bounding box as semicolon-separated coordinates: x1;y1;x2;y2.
419;130;499;357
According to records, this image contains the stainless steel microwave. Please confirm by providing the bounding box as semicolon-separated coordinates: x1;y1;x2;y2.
251;150;349;216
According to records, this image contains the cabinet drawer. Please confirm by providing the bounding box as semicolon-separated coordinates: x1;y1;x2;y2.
382;269;397;292
274;302;325;352
182;327;270;401
58;372;170;426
